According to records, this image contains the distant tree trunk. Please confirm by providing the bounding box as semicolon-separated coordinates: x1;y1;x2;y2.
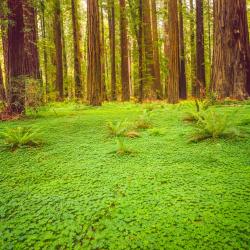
150;0;162;99
190;0;196;97
53;0;64;100
40;0;49;99
108;0;116;100
0;62;6;102
164;0;169;98
138;0;144;102
71;0;83;99
142;0;155;99
87;0;102;106
179;0;187;99
196;0;206;97
120;0;130;101
212;0;249;99
61;17;68;97
23;0;40;79
168;0;179;104
100;2;107;101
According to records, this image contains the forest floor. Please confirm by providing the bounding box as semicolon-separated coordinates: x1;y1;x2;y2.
0;101;250;249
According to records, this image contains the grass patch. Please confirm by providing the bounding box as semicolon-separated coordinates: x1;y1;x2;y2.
0;102;249;249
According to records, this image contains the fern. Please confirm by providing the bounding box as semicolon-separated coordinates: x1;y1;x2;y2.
106;120;132;137
116;137;132;155
189;109;243;142
0;127;42;150
135;110;153;129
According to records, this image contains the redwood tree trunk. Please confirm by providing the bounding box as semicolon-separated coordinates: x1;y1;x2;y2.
179;0;187;99
53;0;64;100
212;0;249;99
7;0;40;114
87;0;102;106
108;0;116;100
151;0;162;99
196;0;206;97
0;62;6;102
142;0;155;99
120;0;130;101
71;0;83;99
168;0;180;104
190;0;196;97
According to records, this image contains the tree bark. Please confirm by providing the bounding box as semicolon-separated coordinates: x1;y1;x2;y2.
53;0;64;100
150;0;162;99
7;0;40;114
212;0;249;99
71;0;83;99
0;62;6;102
142;0;155;99
196;0;206;97
179;0;187;99
120;0;130;101
108;0;116;100
87;0;102;106
168;0;180;104
190;0;196;97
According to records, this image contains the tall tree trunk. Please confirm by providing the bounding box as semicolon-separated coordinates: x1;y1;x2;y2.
108;0;116;100
196;0;206;97
87;0;102;106
0;62;6;102
100;1;107;101
168;0;180;104
120;0;130;101
164;0;170;99
150;0;162;99
212;0;249;99
40;0;49;100
71;0;83;99
179;0;187;99
138;0;144;102
7;0;40;114
53;0;64;100
61;17;68;97
23;0;40;79
190;0;196;97
142;0;155;99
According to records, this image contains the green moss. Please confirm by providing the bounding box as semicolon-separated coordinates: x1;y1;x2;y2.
0;102;249;249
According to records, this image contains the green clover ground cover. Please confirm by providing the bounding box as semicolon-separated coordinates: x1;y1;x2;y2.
0;102;250;249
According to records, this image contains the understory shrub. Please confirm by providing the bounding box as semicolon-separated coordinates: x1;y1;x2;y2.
135;110;153;129
0;126;42;150
189;109;243;142
107;120;132;137
116;137;132;155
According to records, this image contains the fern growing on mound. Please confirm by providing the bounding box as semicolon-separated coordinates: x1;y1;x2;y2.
135;110;153;129
189;109;244;142
0;127;42;150
107;120;131;137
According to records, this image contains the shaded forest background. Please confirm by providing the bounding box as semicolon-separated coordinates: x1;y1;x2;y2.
0;0;249;115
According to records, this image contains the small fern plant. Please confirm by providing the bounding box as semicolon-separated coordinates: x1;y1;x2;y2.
135;110;153;129
116;137;132;155
189;109;242;142
107;119;132;137
0;126;42;150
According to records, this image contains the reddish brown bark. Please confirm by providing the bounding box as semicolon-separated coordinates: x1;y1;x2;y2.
71;0;83;99
53;0;64;100
107;0;116;100
212;0;249;99
87;0;102;106
168;0;180;104
120;0;130;101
